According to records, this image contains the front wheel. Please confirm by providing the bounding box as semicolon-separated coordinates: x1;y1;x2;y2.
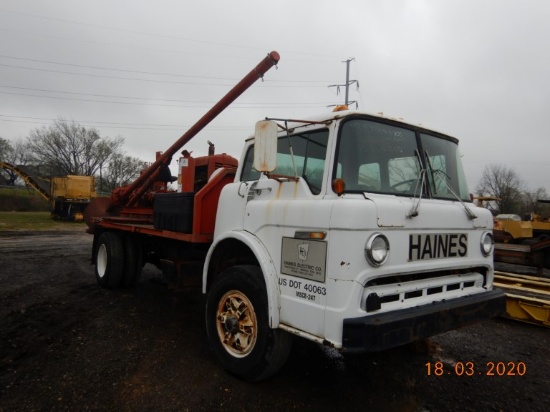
205;265;292;382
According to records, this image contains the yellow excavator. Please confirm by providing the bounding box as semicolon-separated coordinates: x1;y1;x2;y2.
0;161;97;221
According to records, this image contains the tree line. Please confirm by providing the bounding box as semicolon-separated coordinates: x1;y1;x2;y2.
0;119;146;193
476;164;550;218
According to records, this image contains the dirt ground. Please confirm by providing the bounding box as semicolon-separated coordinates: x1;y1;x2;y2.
0;230;548;412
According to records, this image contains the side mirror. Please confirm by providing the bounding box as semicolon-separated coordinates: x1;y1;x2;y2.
254;120;278;173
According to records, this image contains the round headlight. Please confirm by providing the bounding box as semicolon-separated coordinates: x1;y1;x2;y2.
480;231;494;256
365;233;390;266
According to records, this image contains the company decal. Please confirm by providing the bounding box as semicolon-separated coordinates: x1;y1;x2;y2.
409;233;468;261
281;237;327;282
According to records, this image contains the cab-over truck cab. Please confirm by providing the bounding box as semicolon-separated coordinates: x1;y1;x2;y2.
203;109;505;381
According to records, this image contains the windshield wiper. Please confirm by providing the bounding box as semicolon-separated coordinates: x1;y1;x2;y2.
424;150;439;195
431;168;477;220
407;150;426;218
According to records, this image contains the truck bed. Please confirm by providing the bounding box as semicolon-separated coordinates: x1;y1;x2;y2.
95;216;213;244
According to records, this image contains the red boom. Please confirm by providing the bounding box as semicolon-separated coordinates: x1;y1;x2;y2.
112;51;280;207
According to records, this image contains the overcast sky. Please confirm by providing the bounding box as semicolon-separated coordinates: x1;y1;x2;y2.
1;0;549;194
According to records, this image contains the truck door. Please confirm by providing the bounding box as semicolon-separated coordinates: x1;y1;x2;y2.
241;128;332;338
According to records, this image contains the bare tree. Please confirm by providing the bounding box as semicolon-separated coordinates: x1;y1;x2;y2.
26;118;123;176
0;137;10;161
521;187;550;219
0;138;31;185
9;139;30;166
98;153;146;192
476;164;525;215
0;137;13;185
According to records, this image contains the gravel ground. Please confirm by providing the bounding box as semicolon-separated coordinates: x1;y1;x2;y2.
0;230;548;412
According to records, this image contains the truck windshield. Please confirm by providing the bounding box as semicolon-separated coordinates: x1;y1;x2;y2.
335;118;470;201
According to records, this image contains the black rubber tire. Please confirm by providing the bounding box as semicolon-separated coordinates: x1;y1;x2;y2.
121;235;143;287
205;265;292;382
94;232;124;289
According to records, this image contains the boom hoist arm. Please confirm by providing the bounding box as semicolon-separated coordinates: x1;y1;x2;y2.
0;161;51;201
109;51;281;209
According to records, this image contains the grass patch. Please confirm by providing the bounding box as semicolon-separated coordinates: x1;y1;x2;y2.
0;187;49;212
0;211;86;232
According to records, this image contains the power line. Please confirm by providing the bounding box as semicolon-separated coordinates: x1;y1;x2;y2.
0;114;252;131
0;90;333;108
0;54;337;84
0;27;251;63
0;8;265;52
0;54;238;81
0;85;214;104
0;63;236;86
0;85;333;106
0;8;341;60
0;62;334;88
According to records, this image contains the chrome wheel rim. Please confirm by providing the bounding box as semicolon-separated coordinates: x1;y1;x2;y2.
216;290;257;357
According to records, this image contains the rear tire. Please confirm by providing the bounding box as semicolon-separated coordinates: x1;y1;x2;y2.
95;232;124;289
205;265;292;382
122;235;143;287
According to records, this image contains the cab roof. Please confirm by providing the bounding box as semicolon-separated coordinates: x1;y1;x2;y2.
246;109;458;144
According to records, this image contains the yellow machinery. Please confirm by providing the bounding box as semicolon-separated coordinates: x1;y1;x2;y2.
494;271;550;328
473;197;550;327
492;215;550;328
473;196;550;273
50;175;97;221
493;212;550;244
493;212;550;274
0;161;97;221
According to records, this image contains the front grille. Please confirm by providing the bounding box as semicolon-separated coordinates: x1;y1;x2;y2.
363;271;486;312
365;266;488;287
427;286;443;295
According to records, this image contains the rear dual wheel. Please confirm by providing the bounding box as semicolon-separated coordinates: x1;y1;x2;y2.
121;235;143;287
95;232;142;288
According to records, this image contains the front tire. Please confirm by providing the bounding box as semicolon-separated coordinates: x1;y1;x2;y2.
95;232;124;289
205;265;292;382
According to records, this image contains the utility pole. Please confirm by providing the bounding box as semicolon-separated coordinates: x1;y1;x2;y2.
328;58;358;108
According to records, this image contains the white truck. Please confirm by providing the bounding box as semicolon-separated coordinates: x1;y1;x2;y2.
85;52;505;381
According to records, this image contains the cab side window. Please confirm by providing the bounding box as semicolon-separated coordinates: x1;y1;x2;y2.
240;129;329;195
241;146;261;182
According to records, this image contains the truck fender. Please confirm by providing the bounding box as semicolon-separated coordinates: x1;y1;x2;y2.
203;231;280;328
